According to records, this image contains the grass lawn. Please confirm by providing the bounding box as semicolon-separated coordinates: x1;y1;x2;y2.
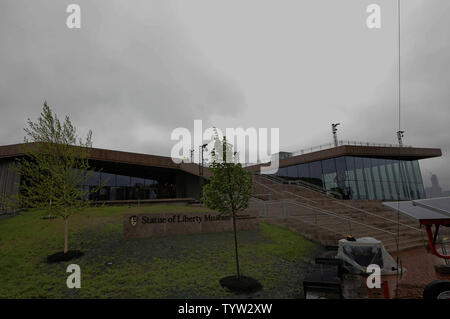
0;204;323;298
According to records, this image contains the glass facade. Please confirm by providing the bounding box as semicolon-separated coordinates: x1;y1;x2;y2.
275;156;425;200
82;171;176;201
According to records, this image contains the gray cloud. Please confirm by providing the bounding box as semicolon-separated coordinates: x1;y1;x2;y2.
343;1;450;189
0;0;245;155
1;0;449;189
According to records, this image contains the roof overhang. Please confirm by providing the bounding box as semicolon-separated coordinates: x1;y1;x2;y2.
0;143;179;170
246;145;442;172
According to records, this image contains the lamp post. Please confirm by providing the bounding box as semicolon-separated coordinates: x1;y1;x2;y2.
397;130;404;147
331;123;340;147
199;143;208;199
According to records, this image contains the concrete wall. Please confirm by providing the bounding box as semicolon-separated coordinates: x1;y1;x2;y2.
0;159;20;210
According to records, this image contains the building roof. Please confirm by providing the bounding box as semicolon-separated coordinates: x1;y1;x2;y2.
246;144;442;172
0;143;442;177
0;143;214;179
0;143;178;169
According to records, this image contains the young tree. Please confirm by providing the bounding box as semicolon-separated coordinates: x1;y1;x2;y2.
202;135;253;279
6;102;99;254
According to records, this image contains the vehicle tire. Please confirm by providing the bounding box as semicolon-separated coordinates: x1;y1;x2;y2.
423;280;450;299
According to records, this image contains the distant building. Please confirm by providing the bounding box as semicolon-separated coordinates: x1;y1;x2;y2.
272;151;293;161
425;174;450;198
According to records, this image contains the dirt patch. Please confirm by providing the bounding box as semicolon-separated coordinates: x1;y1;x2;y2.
220;275;262;294
47;250;84;263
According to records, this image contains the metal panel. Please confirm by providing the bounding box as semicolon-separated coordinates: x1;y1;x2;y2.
383;198;450;221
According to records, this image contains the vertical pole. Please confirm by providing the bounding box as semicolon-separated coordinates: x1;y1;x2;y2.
332;123;340;147
232;212;240;279
64;217;69;254
395;0;402;300
397;131;404;147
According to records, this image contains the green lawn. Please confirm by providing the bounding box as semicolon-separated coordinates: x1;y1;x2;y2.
0;204;323;298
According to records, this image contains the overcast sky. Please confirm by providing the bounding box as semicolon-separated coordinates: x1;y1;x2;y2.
1;0;449;189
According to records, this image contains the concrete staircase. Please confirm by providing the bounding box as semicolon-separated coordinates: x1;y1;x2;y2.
250;174;427;253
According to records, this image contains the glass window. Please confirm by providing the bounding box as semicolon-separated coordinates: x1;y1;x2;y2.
404;161;416;184
396;182;403;199
409;183;418;199
386;160;395;182
398;162;409;185
298;163;310;179
389;182;398;200
101;172;116;187
412;161;424;184
366;180;376;200
110;187;119;200
277;167;288;177
83;185;89;201
309;161;323;187
345;157;356;180
322;159;336;174
362;158;375;199
322;159;337;190
400;182;411;200
357;181;367;199
287;165;298;179
363;158;373;180
131;177;145;187
116;174;131;187
371;158;381;182
335;157;347;184
347;181;359;199
354;157;365;181
145;179;156;186
392;161;401;183
417;183;425;199
382;181;392;200
86;171;100;186
378;159;388;182
374;181;383;199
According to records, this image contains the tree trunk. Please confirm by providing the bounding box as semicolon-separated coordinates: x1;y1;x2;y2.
232;211;240;279
64;217;68;254
48;198;52;218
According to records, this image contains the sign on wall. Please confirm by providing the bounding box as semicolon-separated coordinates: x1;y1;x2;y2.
123;211;258;239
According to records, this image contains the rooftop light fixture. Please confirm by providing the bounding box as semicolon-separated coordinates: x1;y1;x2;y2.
331;123;340;147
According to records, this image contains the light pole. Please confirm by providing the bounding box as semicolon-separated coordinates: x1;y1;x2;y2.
190;149;194;163
331;123;340;147
199;143;208;199
397;130;404;147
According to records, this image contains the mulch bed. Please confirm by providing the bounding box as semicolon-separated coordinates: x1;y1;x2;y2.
47;250;84;263
219;275;262;294
41;216;58;220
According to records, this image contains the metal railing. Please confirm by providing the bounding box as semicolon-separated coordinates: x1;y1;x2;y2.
251;198;399;243
286;199;397;236
260;173;328;195
290;140;413;157
254;173;423;235
182;140;415;167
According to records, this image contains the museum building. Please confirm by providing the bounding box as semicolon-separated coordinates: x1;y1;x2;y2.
0;142;442;205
